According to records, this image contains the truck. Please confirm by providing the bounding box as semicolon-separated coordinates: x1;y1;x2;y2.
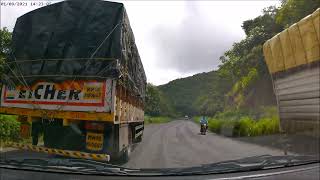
263;8;319;137
0;0;146;162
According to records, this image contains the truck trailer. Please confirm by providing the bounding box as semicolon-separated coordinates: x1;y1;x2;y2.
0;0;146;161
263;8;319;137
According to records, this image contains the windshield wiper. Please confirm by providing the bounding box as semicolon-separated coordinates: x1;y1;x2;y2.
0;157;139;175
0;155;318;176
150;154;319;176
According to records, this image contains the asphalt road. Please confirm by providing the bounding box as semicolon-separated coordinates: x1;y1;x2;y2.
1;120;285;169
124;120;284;168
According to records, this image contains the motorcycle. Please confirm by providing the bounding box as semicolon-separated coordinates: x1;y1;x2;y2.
200;123;208;135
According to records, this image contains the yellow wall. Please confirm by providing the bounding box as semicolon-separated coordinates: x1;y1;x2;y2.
263;8;320;74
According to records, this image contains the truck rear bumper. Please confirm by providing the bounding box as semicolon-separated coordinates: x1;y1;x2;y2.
6;142;110;162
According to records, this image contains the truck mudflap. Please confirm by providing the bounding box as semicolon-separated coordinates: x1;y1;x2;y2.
6;142;110;162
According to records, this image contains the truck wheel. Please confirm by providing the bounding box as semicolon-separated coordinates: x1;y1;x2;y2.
122;144;132;162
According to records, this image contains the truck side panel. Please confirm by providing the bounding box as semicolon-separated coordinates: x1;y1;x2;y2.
273;64;320;135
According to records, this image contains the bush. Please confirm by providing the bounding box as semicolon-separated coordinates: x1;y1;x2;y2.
253;117;279;135
214;109;250;121
195;106;280;137
235;116;254;136
208;119;223;133
0;115;20;143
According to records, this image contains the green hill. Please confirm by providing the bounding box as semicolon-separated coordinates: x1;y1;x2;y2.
158;70;276;117
158;71;224;116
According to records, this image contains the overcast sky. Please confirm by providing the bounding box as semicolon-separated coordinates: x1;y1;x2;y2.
0;0;280;85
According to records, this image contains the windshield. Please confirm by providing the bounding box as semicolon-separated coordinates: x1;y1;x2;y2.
0;0;319;177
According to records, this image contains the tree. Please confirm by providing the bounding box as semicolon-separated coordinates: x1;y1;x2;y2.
0;27;12;58
242;7;282;37
145;84;161;116
276;0;320;28
145;83;175;116
217;4;284;109
0;27;12;75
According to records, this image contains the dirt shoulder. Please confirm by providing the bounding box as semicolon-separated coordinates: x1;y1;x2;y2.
235;134;319;157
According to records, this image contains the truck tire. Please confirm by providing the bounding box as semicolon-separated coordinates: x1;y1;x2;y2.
122;144;132;162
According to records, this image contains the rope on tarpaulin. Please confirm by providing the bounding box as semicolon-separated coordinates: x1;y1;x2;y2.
4;60;43;112
4;58;120;80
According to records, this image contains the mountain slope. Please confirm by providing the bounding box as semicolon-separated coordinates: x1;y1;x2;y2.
158;71;219;115
158;70;276;116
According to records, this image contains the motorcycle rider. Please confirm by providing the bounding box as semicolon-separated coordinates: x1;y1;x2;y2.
199;116;208;133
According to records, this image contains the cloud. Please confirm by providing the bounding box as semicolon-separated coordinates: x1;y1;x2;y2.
150;17;236;74
148;2;241;74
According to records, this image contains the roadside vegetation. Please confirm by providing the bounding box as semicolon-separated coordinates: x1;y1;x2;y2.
0;115;20;147
194;107;280;137
144;84;176;124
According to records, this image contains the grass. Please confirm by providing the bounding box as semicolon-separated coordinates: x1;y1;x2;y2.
144;115;172;124
194;106;280;137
